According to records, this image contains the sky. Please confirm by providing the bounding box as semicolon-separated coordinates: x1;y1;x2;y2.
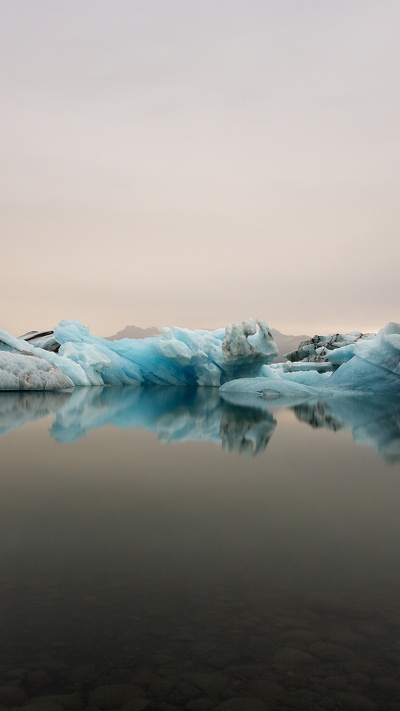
1;0;399;338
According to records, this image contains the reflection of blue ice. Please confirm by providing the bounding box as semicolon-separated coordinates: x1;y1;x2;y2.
50;386;277;457
0;391;70;437
221;387;400;463
292;397;400;463
51;386;223;444
0;387;276;456
1;387;400;461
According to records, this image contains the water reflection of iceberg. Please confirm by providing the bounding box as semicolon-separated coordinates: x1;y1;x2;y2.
293;397;400;463
0;387;276;457
51;386;222;444
50;386;277;457
220;403;276;456
0;390;70;437
221;386;400;463
1;387;399;461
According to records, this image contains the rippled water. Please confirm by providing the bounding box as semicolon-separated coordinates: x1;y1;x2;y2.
0;387;399;710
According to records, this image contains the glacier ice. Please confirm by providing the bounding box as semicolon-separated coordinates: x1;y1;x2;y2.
221;322;400;400
1;318;400;397
324;322;400;393
0;319;278;390
20;330;60;352
284;329;375;363
0;351;74;391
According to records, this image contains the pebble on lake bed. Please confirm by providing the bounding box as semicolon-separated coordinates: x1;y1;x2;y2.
87;684;147;709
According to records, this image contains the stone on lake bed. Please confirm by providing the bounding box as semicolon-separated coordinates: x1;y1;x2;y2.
277;628;320;646
272;647;319;668
21;704;64;711
184;699;215;711
323;675;348;690
0;685;28;706
206;651;238;668
176;680;201;699
373;676;400;692
25;670;53;689
326;629;368;647
286;688;320;707
213;699;267;711
182;672;230;696
88;684;147;709
121;700;150;711
335;691;377;710
247;679;285;699
309;593;372;618
348;672;371;687
226;664;266;680
27;693;84;710
2;668;27;681
309;641;356;662
69;664;96;682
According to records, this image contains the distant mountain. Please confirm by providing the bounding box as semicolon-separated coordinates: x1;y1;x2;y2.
106;324;308;362
270;328;310;362
106;325;160;341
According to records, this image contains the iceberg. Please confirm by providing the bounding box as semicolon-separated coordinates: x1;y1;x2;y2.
19;329;60;352
221;322;400;400
284;329;375;363
324;322;400;393
1;318;400;396
0;319;278;390
0;351;74;391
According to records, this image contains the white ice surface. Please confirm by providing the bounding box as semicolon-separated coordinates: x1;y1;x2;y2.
0;351;73;390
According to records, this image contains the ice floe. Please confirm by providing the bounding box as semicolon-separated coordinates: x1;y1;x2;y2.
0;319;278;389
221;323;400;399
0;319;400;397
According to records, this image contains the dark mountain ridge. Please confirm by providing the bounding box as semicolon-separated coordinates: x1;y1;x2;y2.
105;325;160;341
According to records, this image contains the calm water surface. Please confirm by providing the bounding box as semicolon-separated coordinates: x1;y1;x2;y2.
0;387;399;710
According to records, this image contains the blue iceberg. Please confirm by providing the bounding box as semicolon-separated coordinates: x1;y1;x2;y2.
220;322;400;400
1;318;400;397
0;319;278;389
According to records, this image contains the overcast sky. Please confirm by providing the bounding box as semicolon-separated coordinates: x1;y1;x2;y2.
1;0;399;337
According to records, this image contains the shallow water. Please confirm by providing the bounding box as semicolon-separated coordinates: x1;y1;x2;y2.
0;387;399;710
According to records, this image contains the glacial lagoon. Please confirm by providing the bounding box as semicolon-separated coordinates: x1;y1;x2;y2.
0;386;399;710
